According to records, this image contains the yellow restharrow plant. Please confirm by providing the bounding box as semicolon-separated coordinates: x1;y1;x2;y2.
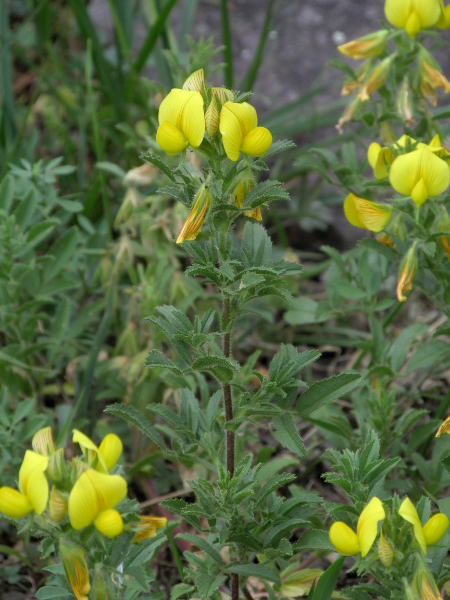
329;497;385;556
389;147;450;206
132;515;168;543
156;89;205;156
60;539;91;600
385;0;443;37
72;429;123;473
176;183;211;244
0;450;49;518
219;101;272;162
344;193;393;232
68;469;127;538
338;30;389;60
398;497;449;554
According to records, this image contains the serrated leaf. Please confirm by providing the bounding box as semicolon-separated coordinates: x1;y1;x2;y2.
254;473;297;508
145;349;183;374
227;563;280;583
192;355;240;382
406;340;450;375
357;237;397;260
270;413;306;457
297;373;361;417
171;584;195;600
140;152;176;181
263;518;309;549
242;222;273;268
195;573;226;598
104;404;165;448
292;529;334;552
176;533;223;565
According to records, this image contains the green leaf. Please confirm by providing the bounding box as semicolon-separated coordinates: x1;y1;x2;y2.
171;584;195;600
263;139;296;158
297;373;361;417
307;556;344;600
195;573;226;598
406;340;450;375
242;221;273;268
357;237;397;261
192;355;240;382
263;518;309;549
0;174;14;213
388;323;428;372
243;179;289;209
140;152;176;182
35;588;71;600
335;282;366;300
96;161;127;179
176;533;223;565
42;227;79;283
292;529;334;553
227;563;280;584
104;404;165;448
145;349;183;374
254;473;297;508
270;413;306;457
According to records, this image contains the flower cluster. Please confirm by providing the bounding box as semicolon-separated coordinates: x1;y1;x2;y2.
329;496;449;591
0;427;167;598
155;69;272;243
343;134;450;301
335;1;450;131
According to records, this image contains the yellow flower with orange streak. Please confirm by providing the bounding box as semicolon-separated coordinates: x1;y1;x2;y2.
329;497;385;556
343;193;393;232
358;57;393;102
397;244;417;302
338;30;389;60
176;184;211;244
419;47;450;94
60;539;90;600
385;0;442;37
133;515;168;543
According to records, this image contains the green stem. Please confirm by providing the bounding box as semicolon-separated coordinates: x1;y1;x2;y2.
166;526;184;580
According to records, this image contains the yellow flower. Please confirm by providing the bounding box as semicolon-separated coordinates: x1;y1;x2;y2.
358;57;393;101
219;101;272;161
343;193;393;232
385;0;442;37
419;47;450;94
49;486;68;521
368;142;395;179
176;184;211;244
132;515;168;543
205;87;235;136
436;414;450;437
437;1;450;28
60;539;90;600
338;30;389;60
412;556;444;599
397;245;417;302
398;497;449;554
341;62;372;97
231;169;262;221
68;469;127;537
389;147;450;206
428;134;450;158
329;497;385;557
156;89;205;155
0;450;49;518
73;429;122;473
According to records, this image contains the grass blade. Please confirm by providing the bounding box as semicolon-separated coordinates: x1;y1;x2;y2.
0;1;16;152
240;0;276;91
220;0;234;88
134;0;179;73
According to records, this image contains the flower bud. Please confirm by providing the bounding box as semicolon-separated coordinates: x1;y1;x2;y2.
397;244;417;302
32;427;56;455
60;539;90;600
176;184;211;244
397;77;415;126
436;207;450;259
378;529;393;567
419;47;450;94
205;87;235;136
231;169;262;221
279;568;323;597
338;30;389;60
47;448;66;482
436;414;450;437
358;57;393;102
50;486;68;521
182;68;205;93
132;515;168;543
412;557;443;599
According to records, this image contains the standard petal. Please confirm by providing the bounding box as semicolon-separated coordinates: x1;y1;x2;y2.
374;148;395;179
415;0;442;27
26;467;49;514
368;143;382;170
19;450;49;496
224;102;258;136
98;434;123;471
220;103;244;161
344;193;368;229
241;127;272;157
156;121;189;156
0;487;33;518
389;150;422;195
357;497;385;557
399;497;427;554
94;509;124;538
181;92;205;147
158;89;190;128
73;430;107;473
329;521;360;555
85;470;127;511
68;470;100;530
423;513;449;546
421;149;450;196
182;68;205;92
385;0;411;26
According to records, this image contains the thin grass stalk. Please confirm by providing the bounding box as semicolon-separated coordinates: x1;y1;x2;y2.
240;0;276;91
134;0;179;73
85;40;111;239
0;1;16;152
220;0;234;88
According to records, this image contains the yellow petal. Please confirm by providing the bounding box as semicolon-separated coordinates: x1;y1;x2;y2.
405;11;421;36
50;486;68;521
411;178;428;207
437;4;450;28
68;471;100;530
156;121;188;156
368;143;382;170
205;97;220;136
356;497;385;557
421;148;450;196
73;430;107;473
94;509;124;538
158;89;188;128
385;0;412;27
389;150;422;196
436;415;450;437
211;87;235;105
219;103;244;161
329;521;360;555
26;466;49;514
0;487;33;518
374;148;395;179
223;102;258;136
182;68;205;92
87;470;127;512
241;127;272;157
414;0;443;27
176;190;211;244
32;427;56;455
344;193;366;229
133;516;168;543
423;513;449;546
18;450;49;499
60;540;90;600
98;434;122;471
399;497;427;554
343;193;392;232
180;92;205;147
